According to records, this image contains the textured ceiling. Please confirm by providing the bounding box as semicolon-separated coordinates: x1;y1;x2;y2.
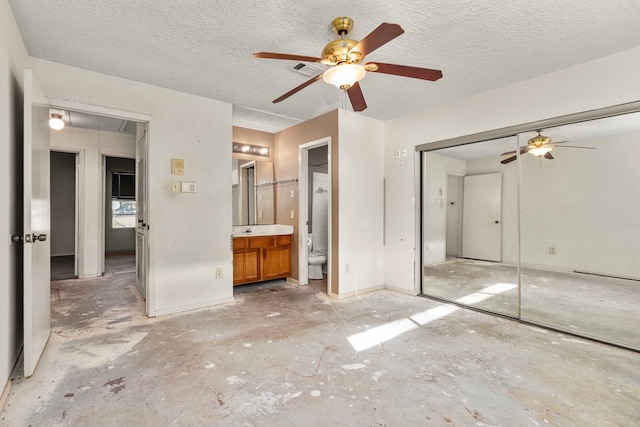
9;0;640;133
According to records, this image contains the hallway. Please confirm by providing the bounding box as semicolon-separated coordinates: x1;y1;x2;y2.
2;271;639;425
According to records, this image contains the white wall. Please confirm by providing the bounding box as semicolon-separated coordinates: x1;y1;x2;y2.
423;152;466;265
50;126;135;277
32;58;234;316
338;111;385;296
50;151;76;256
0;0;28;403
385;47;640;294
518;131;640;278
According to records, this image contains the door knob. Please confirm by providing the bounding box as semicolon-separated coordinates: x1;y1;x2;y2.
494;220;500;224
32;233;47;242
11;235;23;243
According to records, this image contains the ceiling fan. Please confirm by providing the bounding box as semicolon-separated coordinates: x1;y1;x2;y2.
500;130;596;164
253;17;443;112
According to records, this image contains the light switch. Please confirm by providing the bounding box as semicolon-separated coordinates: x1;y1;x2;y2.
290;210;295;219
171;158;184;175
181;182;197;193
290;190;295;198
171;181;180;192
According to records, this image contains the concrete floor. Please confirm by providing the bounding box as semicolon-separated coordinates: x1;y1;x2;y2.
2;268;639;426
425;258;640;349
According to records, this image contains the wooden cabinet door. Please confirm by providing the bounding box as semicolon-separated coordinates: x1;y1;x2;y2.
263;245;291;279
233;249;260;285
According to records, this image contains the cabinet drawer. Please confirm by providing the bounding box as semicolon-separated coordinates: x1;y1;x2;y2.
276;235;291;245
249;236;275;248
233;238;248;250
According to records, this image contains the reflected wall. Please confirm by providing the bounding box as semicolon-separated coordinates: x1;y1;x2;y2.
421;110;640;350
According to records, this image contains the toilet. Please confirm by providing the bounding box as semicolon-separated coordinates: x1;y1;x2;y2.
307;234;327;280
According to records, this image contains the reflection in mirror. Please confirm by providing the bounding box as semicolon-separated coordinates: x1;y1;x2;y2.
519;112;640;350
422;137;519;317
232;158;274;226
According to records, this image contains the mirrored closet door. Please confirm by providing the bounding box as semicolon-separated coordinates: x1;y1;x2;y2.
421;110;640;351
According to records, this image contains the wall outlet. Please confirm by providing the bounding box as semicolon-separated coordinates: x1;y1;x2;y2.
394;148;401;158
345;264;350;273
290;189;295;198
290;210;295;219
215;267;223;279
171;181;180;192
549;246;556;255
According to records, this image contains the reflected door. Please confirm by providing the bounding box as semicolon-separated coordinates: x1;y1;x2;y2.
462;173;502;262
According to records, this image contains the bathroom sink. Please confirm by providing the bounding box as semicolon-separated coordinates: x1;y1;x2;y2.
232;224;294;237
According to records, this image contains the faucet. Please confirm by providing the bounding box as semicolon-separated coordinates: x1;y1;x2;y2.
243;227;252;234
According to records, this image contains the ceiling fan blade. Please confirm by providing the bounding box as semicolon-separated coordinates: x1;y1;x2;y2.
347;82;367;112
350;23;404;57
501;155;517;165
550;145;597;149
254;52;322;63
272;75;323;104
544;152;554;159
501;150;517;156
366;62;443;81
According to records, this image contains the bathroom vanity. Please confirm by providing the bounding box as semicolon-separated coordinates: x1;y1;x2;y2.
232;225;294;286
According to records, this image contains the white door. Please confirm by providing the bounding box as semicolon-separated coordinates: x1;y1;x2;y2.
462;173;502;262
23;70;51;377
135;123;148;303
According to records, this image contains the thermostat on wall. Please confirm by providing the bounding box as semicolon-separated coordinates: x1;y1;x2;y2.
181;182;197;193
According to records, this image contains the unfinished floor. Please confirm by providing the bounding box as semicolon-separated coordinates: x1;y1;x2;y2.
1;267;639;426
425;258;640;349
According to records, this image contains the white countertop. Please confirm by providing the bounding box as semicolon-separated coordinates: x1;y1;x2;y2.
232;224;294;237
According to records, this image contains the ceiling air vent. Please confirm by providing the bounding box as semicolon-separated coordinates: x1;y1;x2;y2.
289;62;327;77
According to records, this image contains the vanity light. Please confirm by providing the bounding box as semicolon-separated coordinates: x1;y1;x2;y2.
49;109;65;130
232;142;270;157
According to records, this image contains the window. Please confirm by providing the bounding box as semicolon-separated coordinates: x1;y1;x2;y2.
112;172;136;228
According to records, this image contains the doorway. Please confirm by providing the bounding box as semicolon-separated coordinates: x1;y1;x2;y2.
103;156;136;276
50;151;78;280
298;137;332;294
445;174;463;258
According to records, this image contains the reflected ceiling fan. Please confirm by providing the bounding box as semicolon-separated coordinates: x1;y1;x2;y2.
500;130;596;164
253;17;443;112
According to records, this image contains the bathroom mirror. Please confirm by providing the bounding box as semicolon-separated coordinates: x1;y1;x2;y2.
232;157;274;226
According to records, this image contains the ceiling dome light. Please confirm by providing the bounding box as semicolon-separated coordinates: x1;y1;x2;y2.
49;112;64;130
323;63;366;90
529;146;552;157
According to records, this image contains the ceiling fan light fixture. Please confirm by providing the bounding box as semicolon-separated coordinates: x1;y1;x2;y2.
323;63;366;91
49;109;65;130
529;146;552;157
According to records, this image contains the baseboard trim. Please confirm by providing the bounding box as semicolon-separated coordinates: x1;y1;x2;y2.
384;284;419;296
335;284;385;300
152;296;235;317
0;378;11;413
